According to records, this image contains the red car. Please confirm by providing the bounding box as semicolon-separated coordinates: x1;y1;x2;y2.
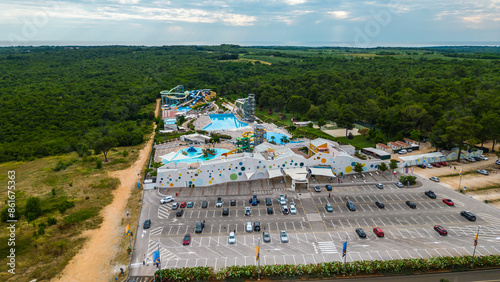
432;163;441;168
439;161;448;166
443;199;454;206
183;233;191;245
434;225;448;235
180;202;187;208
373;227;384;237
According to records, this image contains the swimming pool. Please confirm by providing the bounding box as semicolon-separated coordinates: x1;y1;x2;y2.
177;106;191;112
203;114;249;131
265;132;291;145
161;147;229;164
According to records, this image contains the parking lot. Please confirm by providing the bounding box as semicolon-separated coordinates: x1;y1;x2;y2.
130;176;500;278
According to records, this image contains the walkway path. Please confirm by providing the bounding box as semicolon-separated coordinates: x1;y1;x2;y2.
54;99;160;282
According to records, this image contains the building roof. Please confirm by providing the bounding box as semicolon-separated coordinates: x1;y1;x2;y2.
388;142;404;148
311;138;329;147
403;138;417;143
377;143;391;149
309;167;336;177
399;152;445;162
395;141;408;146
362;147;391;156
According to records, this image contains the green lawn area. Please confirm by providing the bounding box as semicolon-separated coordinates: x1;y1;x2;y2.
336;135;376;149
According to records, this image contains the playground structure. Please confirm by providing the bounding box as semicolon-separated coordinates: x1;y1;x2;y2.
235;93;256;122
161;85;216;108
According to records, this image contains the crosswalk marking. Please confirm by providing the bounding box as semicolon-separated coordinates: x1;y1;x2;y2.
150;227;163;236
317;241;338;254
147;240;180;261
158;204;171;219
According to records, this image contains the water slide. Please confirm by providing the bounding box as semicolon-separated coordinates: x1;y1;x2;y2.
221;149;238;157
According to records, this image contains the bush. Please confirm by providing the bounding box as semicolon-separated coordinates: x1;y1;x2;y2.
63;209;97;225
1;206;20;222
38;223;46;235
122;150;129;157
47;216;57;226
96;159;103;169
25;196;43;222
53;160;73;171
400;175;417;185
58;200;75;214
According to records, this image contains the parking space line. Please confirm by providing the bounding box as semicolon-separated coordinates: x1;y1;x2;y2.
490;246;500;254
480;246;493;255
346;219;353;228
406;229;415;238
367;252;373;260
421;228;433;237
461;247;472;256
423;249;432;258
397;229;406;238
387;230;397;238
414;249;424;259
394;194;402;201
394;249;404;259
385;250;393;260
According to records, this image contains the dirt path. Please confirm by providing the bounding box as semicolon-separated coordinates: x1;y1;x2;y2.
54;99;160;282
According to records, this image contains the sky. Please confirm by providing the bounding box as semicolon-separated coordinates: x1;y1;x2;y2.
1;0;499;47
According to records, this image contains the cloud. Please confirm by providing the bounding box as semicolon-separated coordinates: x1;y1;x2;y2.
328;11;349;19
282;0;307;5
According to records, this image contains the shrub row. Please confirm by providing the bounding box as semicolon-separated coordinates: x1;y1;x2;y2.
154;255;500;281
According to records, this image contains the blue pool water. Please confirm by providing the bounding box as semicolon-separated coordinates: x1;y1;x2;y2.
203;114;249;131
177;106;191;112
265;132;291;145
161;147;229;164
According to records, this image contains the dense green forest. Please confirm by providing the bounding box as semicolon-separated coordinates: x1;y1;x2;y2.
1;45;499;162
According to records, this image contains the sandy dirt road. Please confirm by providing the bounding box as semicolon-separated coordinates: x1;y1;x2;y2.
54;100;159;282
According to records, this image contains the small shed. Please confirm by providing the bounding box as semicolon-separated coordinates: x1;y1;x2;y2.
361;147;391;160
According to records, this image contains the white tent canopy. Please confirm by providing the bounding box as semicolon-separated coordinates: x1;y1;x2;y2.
283;168;308;182
267;169;284;179
309;167;336;178
245;171;256;179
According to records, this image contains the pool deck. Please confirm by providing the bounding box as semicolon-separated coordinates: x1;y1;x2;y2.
153;140;237;163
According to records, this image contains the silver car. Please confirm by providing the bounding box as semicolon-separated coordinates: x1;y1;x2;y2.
245;222;253;232
289;202;297;214
280;230;289;243
263;231;271;243
395;182;403;188
228;232;236;244
429;176;440;182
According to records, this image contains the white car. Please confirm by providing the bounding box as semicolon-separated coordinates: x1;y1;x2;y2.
216;197;223;207
399;149;407;154
496;159;500;165
160;196;174;204
245;222;253;232
277;194;287;205
426;163;433;168
479;155;488;161
289;202;297;214
429;176;440;182
228;232;236;244
280;230;289;243
477;169;489;175
244;207;251;216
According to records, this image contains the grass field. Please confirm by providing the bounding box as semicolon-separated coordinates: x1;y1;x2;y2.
336;135;376;149
0;145;144;281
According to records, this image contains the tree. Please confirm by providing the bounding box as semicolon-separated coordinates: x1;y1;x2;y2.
317;118;326;129
440;115;482;161
361;99;380;128
336;107;356;137
94;136;119;162
410;129;421;141
306;105;321;121
389;159;399;170
378;162;388;172
25;196;42;222
478;111;500;152
176;115;186;126
280;136;289;144
359;128;369;139
354;162;364;174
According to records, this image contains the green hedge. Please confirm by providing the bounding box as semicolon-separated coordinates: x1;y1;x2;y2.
154;255;500;281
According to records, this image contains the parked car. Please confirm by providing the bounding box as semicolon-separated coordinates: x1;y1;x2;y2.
314;185;321;192
429;176;440;182
375;201;385;208
280;230;289;243
496;159;500;165
263;231;271;243
216;197;223;207
425;163;433;168
245;207;251;216
356;228;366;238
230;199;236;206
425;190;437;199
265;197;272;206
176;209;184;217
443;199;454;206
187;201;194;208
143;219;151;229
245;222;253;232
473;156;482;161
195;221;205;233
479;155;488;161
418;164;426;169
399;149;407;154
160;196;174;204
460;211;476;221
376;183;384;189
290;202;297;214
267;207;274;214
466;157;476;162
325;203;333;212
228;232;236;244
373;227;384;237
406;201;416;208
183;233;191;245
477;169;489;175
439;161;448;166
432;163;441;168
326;185;332;191
249;195;260;206
222;208;229;216
254;221;261;231
281;205;289;215
172;203;179;210
277;194;288;205
180;202;187;208
346;201;356;211
201;201;208;208
434;225;447;236
395;182;403;188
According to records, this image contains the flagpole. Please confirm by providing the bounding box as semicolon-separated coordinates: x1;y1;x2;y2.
258;237;261;281
472;226;480;261
458;164;463;192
